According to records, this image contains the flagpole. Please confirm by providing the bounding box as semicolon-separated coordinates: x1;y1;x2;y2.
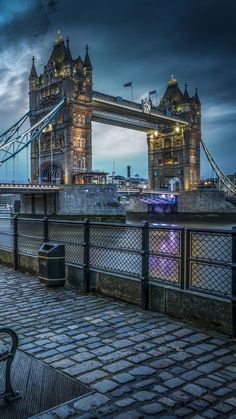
131;84;133;102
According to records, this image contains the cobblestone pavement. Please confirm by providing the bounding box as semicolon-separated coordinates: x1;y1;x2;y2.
1;266;236;418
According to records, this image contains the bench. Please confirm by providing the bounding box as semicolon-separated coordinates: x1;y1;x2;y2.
0;328;21;402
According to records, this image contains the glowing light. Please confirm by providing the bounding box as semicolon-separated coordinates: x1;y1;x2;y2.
175;126;180;134
154;130;158;137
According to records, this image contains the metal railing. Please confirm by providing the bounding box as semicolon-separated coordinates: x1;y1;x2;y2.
0;216;234;308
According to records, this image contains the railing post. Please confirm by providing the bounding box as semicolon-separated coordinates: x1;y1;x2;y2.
180;228;186;289
43;216;49;242
84;219;90;293
185;229;191;289
13;215;18;271
141;221;149;310
232;227;236;339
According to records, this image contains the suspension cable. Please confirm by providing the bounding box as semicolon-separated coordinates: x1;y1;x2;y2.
201;138;236;194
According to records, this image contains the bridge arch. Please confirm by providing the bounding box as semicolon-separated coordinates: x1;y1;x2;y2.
41;162;63;184
157;175;182;192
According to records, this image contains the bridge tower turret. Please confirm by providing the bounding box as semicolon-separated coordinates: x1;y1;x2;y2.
29;32;93;185
147;76;201;191
29;56;38;112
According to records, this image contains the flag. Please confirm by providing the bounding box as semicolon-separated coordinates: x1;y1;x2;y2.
149;90;156;95
123;82;132;87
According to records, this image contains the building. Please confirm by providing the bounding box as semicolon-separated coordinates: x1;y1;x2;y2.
147;76;201;191
29;32;92;185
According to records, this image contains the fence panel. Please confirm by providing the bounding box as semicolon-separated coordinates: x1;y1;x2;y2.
186;229;232;297
48;220;84;266
89;223;142;277
18;218;44;256
149;227;183;286
0;216;13;250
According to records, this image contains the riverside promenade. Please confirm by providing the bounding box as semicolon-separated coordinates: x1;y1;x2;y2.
1;265;236;418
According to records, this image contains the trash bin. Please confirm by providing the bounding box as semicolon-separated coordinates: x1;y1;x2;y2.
38;243;65;286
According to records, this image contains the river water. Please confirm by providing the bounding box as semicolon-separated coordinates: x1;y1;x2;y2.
126;213;236;230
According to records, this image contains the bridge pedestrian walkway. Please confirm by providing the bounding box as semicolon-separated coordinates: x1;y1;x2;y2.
0;265;236;418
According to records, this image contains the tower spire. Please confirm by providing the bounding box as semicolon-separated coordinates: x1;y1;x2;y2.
64;36;73;62
29;56;37;79
194;87;200;104
84;44;92;68
183;83;189;100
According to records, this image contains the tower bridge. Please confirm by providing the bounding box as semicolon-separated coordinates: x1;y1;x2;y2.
0;31;235;201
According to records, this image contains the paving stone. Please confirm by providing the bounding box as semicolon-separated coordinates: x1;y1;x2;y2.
164;377;185;389
134;342;155;351
141;402;165;414
111;385;132;397
133;390;156;402
197;354;215;363
51;359;75;369
74;393;110;412
197;362;221;374
115;398;136;407
169;352;190;361
70;352;95;362
103;360;132;373
114;410;142;419
196;377;221;390
111;339;134;349
64;360;102;376
181;370;202;381
113;373;135;383
159;372;173;381
188;399;209;411
171;390;191;403
90;345;115;356
214;402;233;414
132;378;156;389
150;358;174;369
159;397;176;407
214;387;232;396
202;409;220;418
78;369;108;384
174;407;194;417
170;366;186;375
129;366;156;376
225;397;236;407
127;353;151;363
202;394;217;404
98;349;133;363
183;384;206;397
216;355;236;364
91;379;119;393
153;384;168;394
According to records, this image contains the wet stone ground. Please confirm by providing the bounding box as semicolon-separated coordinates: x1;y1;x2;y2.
0;265;236;418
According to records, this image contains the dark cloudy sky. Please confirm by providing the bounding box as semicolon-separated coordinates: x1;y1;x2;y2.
0;0;235;180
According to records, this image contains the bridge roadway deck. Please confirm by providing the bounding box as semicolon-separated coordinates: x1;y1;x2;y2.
1;266;236;418
0;184;60;194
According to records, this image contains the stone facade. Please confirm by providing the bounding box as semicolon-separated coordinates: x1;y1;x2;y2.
177;190;236;213
57;185;125;216
29;32;92;185
147;77;201;191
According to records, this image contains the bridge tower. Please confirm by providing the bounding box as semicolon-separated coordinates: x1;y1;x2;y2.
147;77;201;191
29;32;92;184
